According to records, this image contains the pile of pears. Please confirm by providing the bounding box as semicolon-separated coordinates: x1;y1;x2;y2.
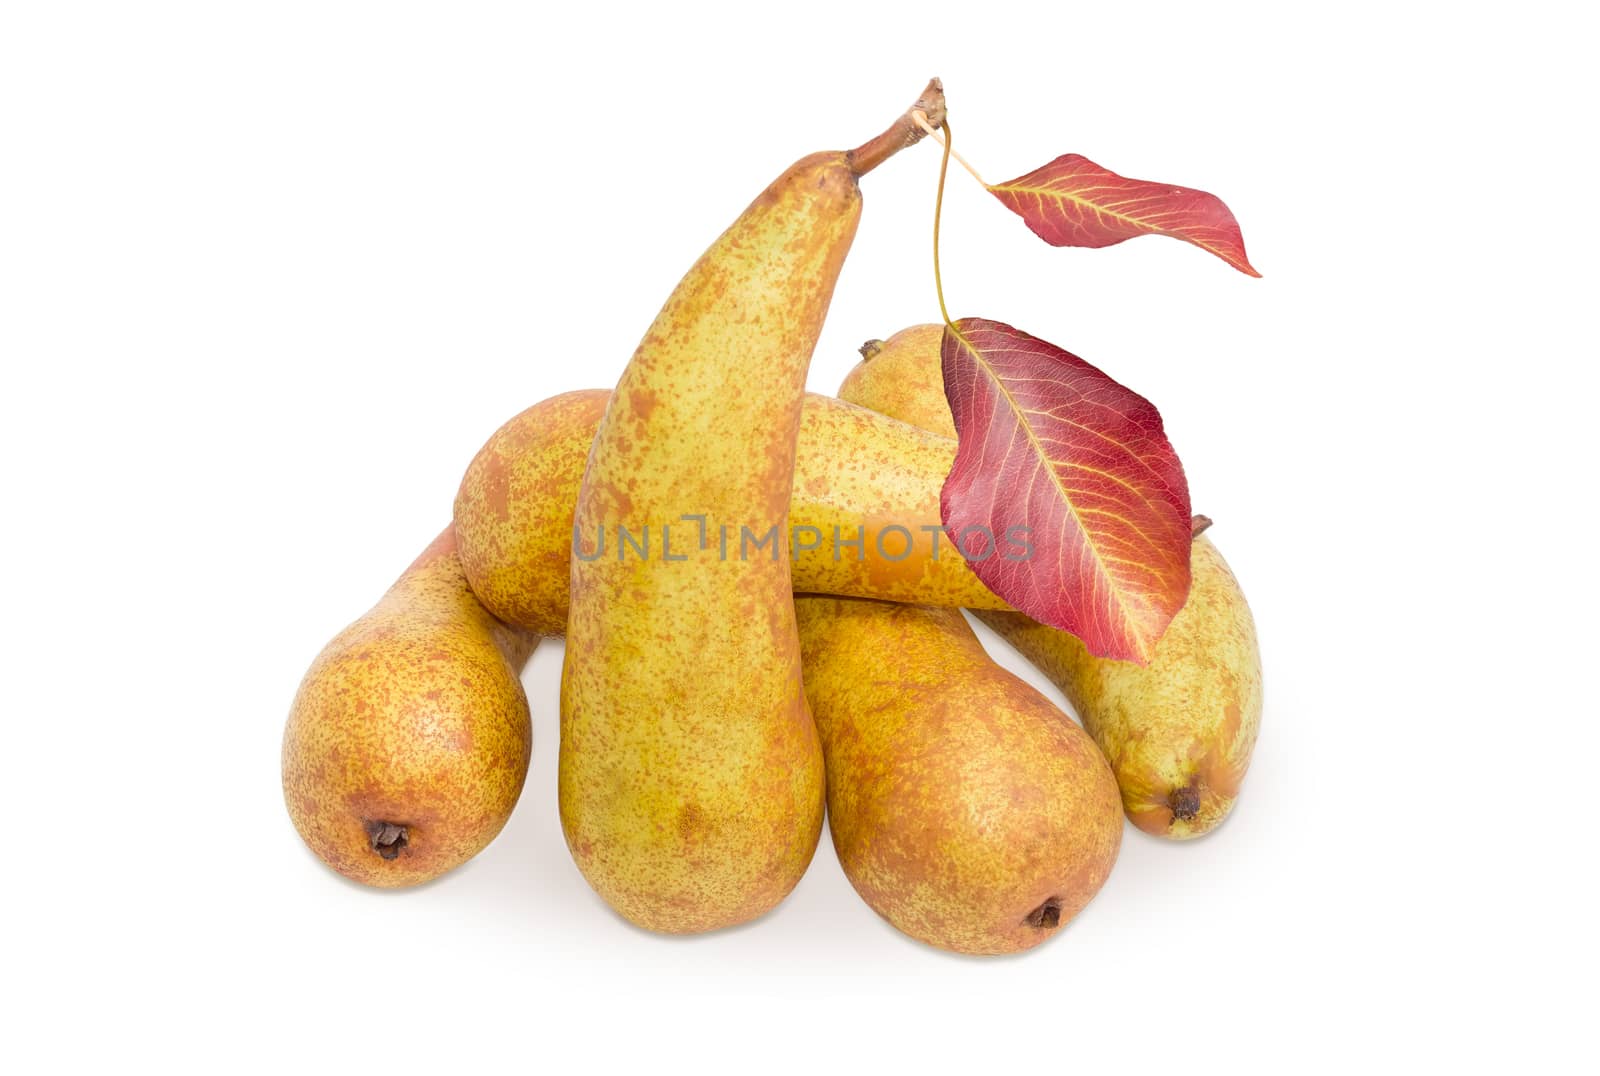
282;82;1262;956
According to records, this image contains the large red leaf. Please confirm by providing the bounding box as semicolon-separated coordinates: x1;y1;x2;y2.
989;154;1259;276
940;318;1192;663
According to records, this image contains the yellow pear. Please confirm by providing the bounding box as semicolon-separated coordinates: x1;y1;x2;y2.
453;388;1006;637
977;538;1260;837
844;324;1263;838
842;324;953;435
282;527;535;886
560;84;945;933
796;596;1123;955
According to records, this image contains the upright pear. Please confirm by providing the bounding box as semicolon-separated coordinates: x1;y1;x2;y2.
454;388;1006;638
283;527;536;886
560;84;945;933
846;324;1263;838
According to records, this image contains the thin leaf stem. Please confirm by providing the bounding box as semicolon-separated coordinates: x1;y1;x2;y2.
912;111;987;187
932;118;954;329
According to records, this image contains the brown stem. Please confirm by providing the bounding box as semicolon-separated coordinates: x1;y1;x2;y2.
1190;514;1214;539
846;77;947;178
858;339;886;360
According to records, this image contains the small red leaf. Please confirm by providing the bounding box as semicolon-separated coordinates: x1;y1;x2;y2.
989;154;1259;276
940;318;1192;663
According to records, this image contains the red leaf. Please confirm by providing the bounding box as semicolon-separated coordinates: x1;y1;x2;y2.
940;318;1192;663
989;154;1259;276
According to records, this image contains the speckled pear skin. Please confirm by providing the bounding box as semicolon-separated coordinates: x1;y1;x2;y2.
558;152;861;934
841;324;955;437
976;539;1261;839
795;597;1123;955
453;390;1007;637
844;324;1263;839
455;389;612;637
282;527;536;887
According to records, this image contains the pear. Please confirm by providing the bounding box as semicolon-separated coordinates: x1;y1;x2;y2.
843;324;953;436
559;83;944;934
795;597;1122;955
977;538;1261;837
455;388;612;638
453;388;1004;637
282;527;535;887
845;324;1263;838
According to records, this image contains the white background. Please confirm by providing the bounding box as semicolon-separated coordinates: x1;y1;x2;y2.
3;1;1594;1071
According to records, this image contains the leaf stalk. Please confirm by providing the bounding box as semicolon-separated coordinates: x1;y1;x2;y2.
932;117;954;329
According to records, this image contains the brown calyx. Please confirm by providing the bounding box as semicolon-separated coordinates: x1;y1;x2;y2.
364;820;409;860
1169;783;1202;822
859;339;885;360
1024;898;1063;930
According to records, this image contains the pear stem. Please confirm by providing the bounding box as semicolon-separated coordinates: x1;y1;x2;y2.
846;78;947;178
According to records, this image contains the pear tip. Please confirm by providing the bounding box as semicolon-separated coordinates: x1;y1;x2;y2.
1024;898;1063;930
1169;783;1202;823
364;820;409;860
